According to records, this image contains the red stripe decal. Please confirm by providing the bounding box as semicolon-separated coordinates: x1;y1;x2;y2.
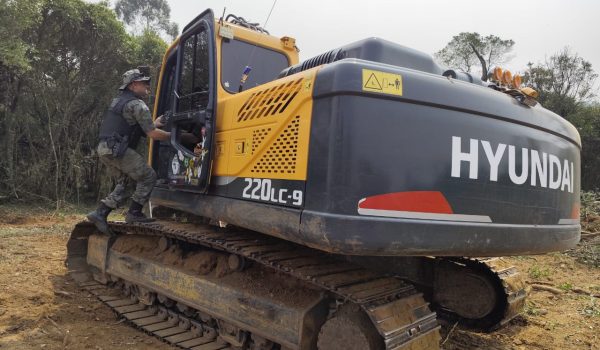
358;191;453;214
571;203;581;220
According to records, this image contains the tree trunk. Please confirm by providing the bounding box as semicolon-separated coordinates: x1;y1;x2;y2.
43;97;61;210
470;44;488;81
3;75;24;199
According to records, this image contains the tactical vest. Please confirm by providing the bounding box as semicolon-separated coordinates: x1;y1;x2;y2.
98;90;144;149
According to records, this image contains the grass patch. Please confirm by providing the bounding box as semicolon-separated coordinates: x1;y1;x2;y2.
0;222;74;237
528;265;552;279
0;202;90;222
524;302;542;316
0;203;90;238
557;282;573;291
511;255;533;261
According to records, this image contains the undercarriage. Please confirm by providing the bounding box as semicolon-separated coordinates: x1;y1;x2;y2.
66;212;527;350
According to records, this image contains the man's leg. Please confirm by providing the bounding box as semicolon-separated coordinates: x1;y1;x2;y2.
100;177;129;209
88;149;157;227
87;156;127;234
113;148;157;223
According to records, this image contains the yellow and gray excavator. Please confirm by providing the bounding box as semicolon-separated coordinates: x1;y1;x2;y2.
67;9;581;350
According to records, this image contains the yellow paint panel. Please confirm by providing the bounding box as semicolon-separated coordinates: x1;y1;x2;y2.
213;69;318;180
362;69;403;96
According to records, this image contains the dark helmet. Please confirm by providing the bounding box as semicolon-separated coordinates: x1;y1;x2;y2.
119;68;151;90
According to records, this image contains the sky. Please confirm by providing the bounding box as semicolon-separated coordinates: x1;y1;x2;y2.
166;0;600;78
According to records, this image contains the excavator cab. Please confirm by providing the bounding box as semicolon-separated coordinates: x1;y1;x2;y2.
152;9;298;193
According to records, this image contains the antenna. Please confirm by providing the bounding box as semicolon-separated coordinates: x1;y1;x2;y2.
220;7;226;24
262;0;278;30
238;0;279;93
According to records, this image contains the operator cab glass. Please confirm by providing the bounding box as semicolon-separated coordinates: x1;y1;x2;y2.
172;29;210;154
178;31;210;113
221;39;289;93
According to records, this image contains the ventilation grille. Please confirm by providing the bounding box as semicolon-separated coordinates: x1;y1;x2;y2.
237;79;303;123
251;116;300;174
251;127;272;155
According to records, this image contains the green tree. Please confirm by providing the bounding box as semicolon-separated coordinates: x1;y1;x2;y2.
0;0;42;198
114;0;179;40
525;49;599;190
127;29;168;127
568;104;600;189
435;32;515;81
0;0;39;73
0;0;133;205
128;29;168;78
0;0;171;207
524;48;597;117
570;104;600;138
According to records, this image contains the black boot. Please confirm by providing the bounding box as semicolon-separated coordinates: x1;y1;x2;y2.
125;201;154;224
86;203;113;235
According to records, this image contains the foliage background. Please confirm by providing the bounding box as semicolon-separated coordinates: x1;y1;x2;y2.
0;0;168;208
0;1;598;208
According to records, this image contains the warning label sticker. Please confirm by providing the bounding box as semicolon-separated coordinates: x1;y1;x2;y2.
362;69;403;96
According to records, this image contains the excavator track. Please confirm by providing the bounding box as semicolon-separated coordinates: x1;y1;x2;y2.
77;280;232;349
67;220;441;350
348;254;528;331
435;257;528;330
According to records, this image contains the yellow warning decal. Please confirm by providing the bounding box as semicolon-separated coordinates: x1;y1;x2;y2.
362;69;403;96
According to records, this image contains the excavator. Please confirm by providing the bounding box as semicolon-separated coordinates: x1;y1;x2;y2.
66;9;581;350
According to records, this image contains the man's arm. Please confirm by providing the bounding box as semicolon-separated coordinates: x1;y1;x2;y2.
148;116;199;143
145;115;168;141
146;128;170;141
124;101;171;141
126;100;164;138
126;101;200;144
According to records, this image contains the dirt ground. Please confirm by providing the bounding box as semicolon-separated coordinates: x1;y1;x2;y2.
0;205;598;350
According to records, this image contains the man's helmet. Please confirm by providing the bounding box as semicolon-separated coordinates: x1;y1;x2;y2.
119;68;151;90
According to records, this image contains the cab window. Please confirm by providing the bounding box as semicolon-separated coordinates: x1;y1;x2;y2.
157;51;177;118
221;39;289;93
177;30;210;112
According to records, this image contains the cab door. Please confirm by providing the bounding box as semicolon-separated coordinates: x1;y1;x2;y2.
168;9;216;193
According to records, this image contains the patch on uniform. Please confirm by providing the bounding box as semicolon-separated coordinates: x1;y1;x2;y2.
362;69;403;96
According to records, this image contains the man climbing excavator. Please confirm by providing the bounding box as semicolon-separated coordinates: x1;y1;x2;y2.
67;9;580;350
86;68;164;230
